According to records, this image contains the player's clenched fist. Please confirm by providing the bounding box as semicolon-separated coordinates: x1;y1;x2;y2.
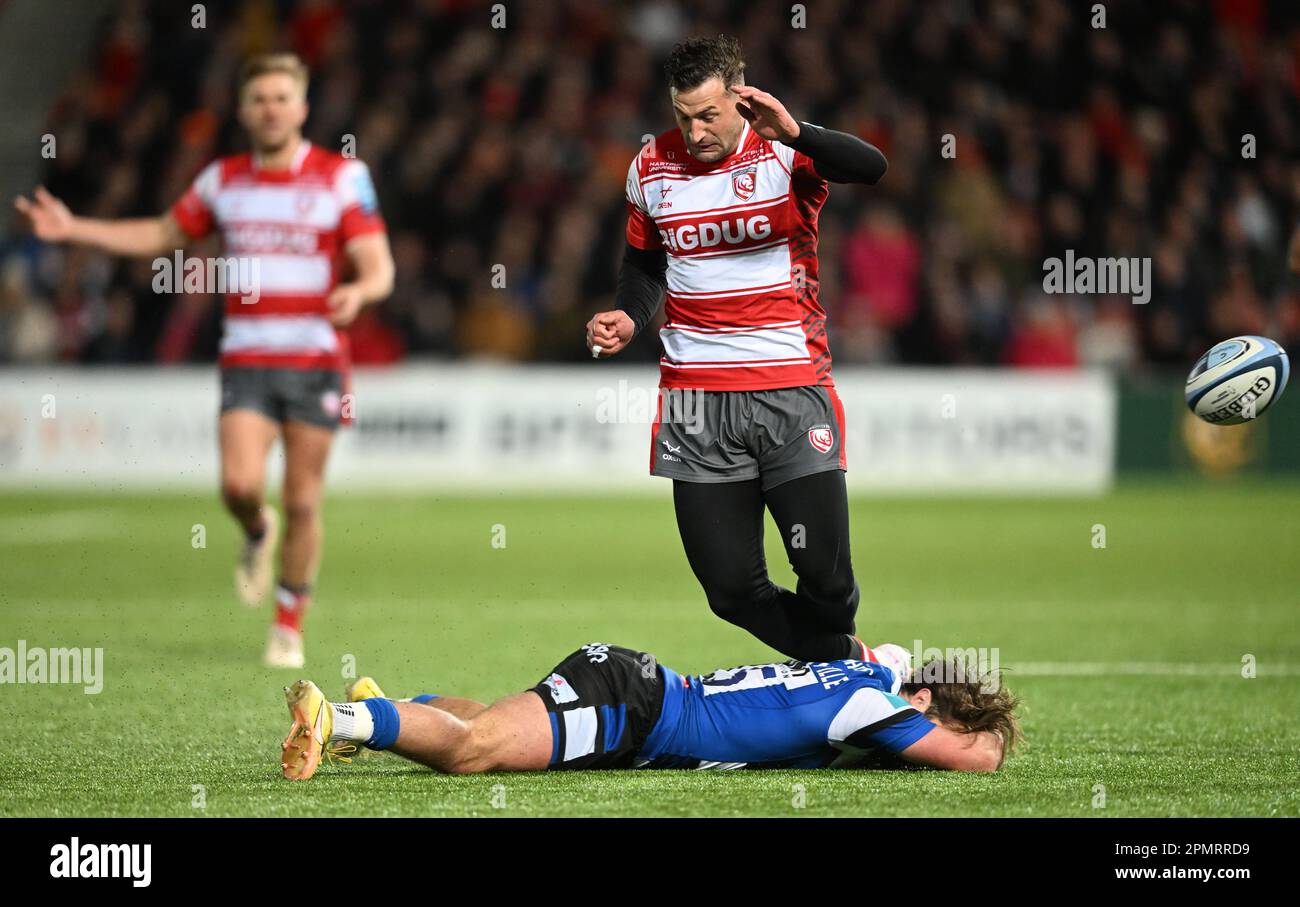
586;309;634;358
13;186;75;242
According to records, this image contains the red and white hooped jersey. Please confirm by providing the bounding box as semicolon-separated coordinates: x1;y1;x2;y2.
626;121;832;391
169;141;386;371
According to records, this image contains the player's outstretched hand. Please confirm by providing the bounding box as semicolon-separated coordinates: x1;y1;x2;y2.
729;85;801;144
326;283;367;326
586;310;634;358
13;186;74;242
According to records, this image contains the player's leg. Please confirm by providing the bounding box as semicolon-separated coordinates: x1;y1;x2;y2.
407;696;486;718
220;405;281;606
386;693;551;773
269;418;333;659
346;676;488;719
673;479;859;661
282;682;549;780
220;409;278;531
748;385;863;658
290;645;663;778
266;369;344;666
279;418;332;588
764;468;861;637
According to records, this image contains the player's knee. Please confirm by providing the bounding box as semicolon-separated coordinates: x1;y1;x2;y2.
281;490;321;525
441;755;483;775
442;734;493;774
705;595;745;625
703;578;769;625
220;477;261;511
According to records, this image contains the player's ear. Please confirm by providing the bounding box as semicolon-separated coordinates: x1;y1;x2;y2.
908;687;932;714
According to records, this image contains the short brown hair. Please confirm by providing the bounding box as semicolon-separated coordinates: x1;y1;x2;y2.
239;53;309;97
664;34;745;93
902;660;1023;761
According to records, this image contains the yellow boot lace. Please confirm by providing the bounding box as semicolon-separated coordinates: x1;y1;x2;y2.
324;741;358;765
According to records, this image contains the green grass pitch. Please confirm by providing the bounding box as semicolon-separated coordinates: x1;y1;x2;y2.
1;481;1297;817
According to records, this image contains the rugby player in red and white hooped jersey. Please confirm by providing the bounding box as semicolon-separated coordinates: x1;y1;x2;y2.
15;54;394;668
586;36;887;664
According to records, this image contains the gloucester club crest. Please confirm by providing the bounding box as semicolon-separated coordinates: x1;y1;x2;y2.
732;166;757;201
808;426;834;453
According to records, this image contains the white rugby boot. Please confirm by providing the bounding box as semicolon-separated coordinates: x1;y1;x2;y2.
264;623;305;669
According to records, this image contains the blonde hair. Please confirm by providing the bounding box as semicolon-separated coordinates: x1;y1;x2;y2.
239;53;309;99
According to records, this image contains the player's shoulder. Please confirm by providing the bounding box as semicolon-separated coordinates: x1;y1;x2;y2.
750;128;800;173
825;677;916;737
198;153;253;184
629;128;688;174
183;154;246;199
300;145;370;179
302;146;381;215
743;124;774;155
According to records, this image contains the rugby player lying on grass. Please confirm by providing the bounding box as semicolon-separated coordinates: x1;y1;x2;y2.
280;643;1021;779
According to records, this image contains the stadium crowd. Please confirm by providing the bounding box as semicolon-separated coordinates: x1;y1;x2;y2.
3;0;1300;370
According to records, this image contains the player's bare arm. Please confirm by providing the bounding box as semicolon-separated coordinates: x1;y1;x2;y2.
13;185;188;257
328;232;396;327
898;724;1005;773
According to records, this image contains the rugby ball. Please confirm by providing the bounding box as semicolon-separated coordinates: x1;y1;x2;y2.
1185;335;1290;425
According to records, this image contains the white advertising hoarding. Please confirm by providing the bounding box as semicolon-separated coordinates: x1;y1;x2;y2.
0;365;1114;493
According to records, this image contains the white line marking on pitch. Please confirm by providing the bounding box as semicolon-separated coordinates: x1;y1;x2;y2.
1008;662;1300;677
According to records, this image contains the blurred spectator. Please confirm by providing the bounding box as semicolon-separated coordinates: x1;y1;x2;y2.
841;206;922;333
0;258;59;362
1004;293;1079;368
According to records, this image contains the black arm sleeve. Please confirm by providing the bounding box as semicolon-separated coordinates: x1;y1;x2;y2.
787;122;888;185
615;242;667;335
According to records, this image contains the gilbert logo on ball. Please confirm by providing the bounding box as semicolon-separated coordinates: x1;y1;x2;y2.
1185;335;1290;425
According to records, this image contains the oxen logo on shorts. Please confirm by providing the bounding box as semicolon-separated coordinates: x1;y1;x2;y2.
543;672;578;704
733;166;757;201
321;391;341;418
808;426;834;453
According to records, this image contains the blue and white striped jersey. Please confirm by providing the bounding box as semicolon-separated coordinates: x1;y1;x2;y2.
637;658;934;769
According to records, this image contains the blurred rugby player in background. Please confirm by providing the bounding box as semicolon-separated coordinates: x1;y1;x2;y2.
14;53;394;668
